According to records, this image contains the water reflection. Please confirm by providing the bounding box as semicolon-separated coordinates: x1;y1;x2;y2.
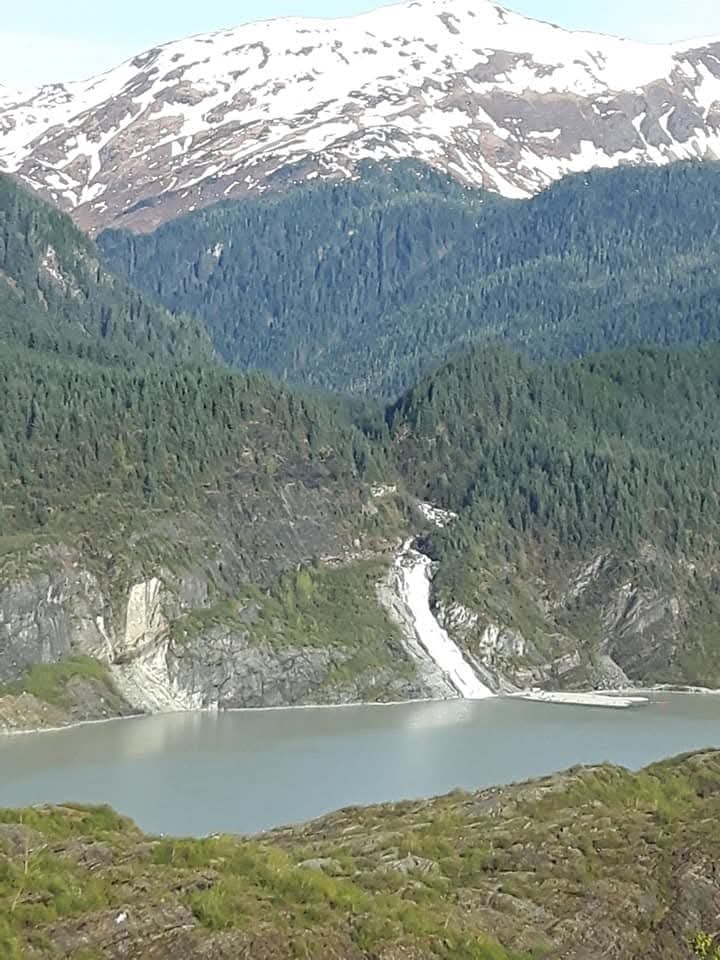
400;698;478;731
0;695;718;837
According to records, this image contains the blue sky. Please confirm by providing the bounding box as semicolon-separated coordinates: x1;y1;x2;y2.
3;0;720;88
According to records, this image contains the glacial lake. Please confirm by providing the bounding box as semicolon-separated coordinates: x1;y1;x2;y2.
1;694;718;837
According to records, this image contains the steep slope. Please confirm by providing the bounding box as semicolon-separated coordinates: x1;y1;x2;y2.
100;161;720;395
5;171;720;716
3;0;720;231
0;338;424;715
0;174;209;364
0;174;433;723
388;344;720;689
2;750;720;958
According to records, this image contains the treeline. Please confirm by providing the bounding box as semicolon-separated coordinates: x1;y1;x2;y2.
100;160;720;395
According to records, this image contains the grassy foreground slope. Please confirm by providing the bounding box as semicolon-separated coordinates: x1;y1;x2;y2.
0;658;135;733
1;750;719;959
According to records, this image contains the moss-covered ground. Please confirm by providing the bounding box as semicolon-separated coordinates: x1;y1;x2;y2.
1;751;719;958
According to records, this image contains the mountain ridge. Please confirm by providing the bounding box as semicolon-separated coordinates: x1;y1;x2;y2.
99;161;720;395
3;0;720;231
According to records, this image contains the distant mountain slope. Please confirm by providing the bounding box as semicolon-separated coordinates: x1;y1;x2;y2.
100;161;720;395
0;174;210;364
0;173;380;544
3;0;720;231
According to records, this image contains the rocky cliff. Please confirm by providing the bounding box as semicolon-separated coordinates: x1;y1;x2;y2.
3;489;719;734
433;543;720;692
0;484;446;730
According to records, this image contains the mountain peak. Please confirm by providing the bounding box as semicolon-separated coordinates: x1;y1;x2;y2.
2;0;720;232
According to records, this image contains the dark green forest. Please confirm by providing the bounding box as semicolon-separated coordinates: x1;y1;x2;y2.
0;175;210;366
0;175;379;545
386;345;720;590
0;349;379;537
100;160;720;395
5;170;720;589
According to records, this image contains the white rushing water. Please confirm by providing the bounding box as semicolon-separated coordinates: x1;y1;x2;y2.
395;545;494;700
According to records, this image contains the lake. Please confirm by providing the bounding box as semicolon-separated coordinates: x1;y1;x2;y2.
1;694;718;836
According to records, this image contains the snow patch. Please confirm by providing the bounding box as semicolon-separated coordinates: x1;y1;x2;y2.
3;0;720;223
417;501;458;528
509;689;648;709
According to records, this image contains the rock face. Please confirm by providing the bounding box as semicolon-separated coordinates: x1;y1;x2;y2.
0;480;441;720
1;528;717;729
0;562;113;683
1;485;718;728
434;545;720;691
113;624;428;713
2;0;720;232
0;558;425;717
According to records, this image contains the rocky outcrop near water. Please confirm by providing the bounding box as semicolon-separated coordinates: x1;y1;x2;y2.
0;549;431;724
1;490;718;731
432;544;720;692
0;484;439;726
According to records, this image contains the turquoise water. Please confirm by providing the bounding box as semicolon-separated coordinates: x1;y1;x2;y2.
0;694;718;836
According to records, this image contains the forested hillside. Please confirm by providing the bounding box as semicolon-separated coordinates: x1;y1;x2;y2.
100;161;720;395
0;175;210;365
0;175;412;726
5;167;720;704
384;343;720;685
389;344;720;552
0;351;382;538
0;174;381;546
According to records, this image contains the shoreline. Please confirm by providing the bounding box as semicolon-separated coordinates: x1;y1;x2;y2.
508;689;649;709
2;683;719;738
0;696;445;739
0;710;147;739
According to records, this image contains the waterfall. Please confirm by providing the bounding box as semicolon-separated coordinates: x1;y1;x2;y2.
393;543;494;700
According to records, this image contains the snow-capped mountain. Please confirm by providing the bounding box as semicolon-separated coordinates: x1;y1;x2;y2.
2;0;720;232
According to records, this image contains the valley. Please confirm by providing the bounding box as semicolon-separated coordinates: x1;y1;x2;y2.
2;0;720;955
3;161;720;730
99;161;720;395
